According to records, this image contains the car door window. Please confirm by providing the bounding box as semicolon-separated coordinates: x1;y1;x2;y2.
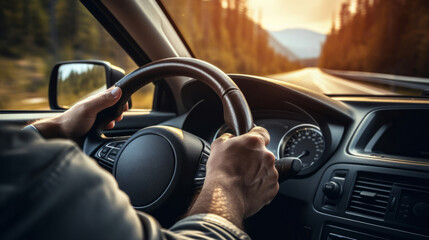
0;0;153;110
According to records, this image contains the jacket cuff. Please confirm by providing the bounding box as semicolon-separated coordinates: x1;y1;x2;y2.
170;213;250;240
22;124;41;135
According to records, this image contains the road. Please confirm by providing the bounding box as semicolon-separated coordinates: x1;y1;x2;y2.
269;68;399;95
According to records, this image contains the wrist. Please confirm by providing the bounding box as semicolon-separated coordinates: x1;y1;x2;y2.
32;116;67;139
187;176;246;229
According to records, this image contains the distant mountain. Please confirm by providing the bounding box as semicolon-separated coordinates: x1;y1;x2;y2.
299;58;319;67
270;28;326;59
268;35;298;61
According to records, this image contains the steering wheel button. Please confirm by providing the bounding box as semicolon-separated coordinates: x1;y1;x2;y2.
201;154;209;164
198;164;206;172
196;172;205;178
194;179;204;187
101;148;109;153
204;144;211;154
117;142;124;148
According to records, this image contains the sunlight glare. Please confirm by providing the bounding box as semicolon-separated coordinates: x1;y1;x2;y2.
246;0;352;33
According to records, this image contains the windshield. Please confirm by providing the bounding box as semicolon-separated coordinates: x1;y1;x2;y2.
161;0;429;97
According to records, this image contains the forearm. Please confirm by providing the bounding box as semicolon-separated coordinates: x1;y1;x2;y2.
187;177;246;230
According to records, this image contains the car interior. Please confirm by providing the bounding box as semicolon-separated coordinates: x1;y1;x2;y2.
1;0;429;239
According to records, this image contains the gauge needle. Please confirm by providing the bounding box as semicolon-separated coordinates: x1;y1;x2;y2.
297;150;309;158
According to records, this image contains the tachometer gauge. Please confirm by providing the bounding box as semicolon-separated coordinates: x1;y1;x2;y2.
278;124;325;169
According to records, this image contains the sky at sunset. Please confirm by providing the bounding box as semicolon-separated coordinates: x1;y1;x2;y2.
247;0;354;33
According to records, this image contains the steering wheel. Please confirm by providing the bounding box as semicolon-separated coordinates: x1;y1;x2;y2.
83;57;253;225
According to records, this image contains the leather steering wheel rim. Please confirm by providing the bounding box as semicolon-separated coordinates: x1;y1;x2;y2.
90;57;253;139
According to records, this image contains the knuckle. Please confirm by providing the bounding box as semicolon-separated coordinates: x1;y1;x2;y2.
252;126;267;134
251;126;270;141
273;168;279;181
244;134;265;148
274;182;280;194
264;151;276;165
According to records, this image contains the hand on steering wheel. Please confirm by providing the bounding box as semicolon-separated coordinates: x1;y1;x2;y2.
32;87;127;144
189;126;279;228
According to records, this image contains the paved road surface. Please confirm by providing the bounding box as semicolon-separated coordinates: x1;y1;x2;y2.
269;68;399;95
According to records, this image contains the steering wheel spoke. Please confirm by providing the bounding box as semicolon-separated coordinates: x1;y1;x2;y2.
193;142;211;189
93;140;128;172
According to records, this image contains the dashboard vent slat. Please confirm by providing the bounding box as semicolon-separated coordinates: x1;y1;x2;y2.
347;173;393;220
351;195;388;205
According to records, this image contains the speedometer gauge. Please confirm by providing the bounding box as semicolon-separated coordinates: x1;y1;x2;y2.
278;124;325;169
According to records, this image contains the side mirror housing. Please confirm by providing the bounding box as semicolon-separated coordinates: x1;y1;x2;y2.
48;60;125;110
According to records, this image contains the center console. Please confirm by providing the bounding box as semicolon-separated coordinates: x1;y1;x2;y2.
314;164;429;240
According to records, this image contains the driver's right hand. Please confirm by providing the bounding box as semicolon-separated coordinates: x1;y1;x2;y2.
206;126;279;218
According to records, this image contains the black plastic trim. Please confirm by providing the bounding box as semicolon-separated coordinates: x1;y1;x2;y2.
155;0;195;58
80;0;177;112
314;164;429;237
80;0;150;66
348;108;429;163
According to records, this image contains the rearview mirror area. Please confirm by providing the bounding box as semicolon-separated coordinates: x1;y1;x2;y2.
49;60;125;110
57;63;106;109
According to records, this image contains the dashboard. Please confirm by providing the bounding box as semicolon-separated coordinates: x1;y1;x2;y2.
79;73;429;240
174;75;429;240
3;71;427;239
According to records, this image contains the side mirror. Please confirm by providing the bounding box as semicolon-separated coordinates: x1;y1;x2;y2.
49;60;125;109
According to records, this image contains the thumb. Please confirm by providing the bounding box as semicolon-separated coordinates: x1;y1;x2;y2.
84;87;122;113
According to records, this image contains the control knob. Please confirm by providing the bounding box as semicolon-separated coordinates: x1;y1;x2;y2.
323;181;342;200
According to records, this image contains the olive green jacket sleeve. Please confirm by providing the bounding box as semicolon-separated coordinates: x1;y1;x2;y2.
0;125;249;240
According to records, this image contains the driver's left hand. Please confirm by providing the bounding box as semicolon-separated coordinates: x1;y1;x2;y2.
32;87;126;143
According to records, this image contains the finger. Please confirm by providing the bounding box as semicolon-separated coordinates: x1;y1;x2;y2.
266;163;279;181
248;126;270;146
84;87;122;113
115;114;123;122
105;120;115;129
218;132;234;141
265;150;276;165
266;184;279;205
124;103;129;112
115;102;128;122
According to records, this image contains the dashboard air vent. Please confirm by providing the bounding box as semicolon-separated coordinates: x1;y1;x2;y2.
347;173;393;220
